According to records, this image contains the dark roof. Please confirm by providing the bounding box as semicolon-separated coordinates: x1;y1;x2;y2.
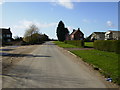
71;29;84;35
108;30;120;33
0;28;12;34
71;30;77;35
93;32;105;34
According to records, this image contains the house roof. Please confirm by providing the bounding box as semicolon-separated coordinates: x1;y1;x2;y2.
71;30;77;35
109;30;120;33
0;28;12;34
70;29;84;35
93;32;105;34
105;30;120;34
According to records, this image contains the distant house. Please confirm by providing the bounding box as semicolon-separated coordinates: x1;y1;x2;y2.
70;28;84;40
0;28;12;43
105;30;120;40
90;32;105;41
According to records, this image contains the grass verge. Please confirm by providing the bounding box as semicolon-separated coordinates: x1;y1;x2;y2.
71;49;119;85
53;41;79;48
85;42;94;48
53;41;119;85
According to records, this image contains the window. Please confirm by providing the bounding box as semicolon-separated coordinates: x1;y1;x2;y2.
6;34;11;37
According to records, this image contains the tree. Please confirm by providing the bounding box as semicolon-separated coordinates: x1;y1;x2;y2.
56;21;69;41
40;34;49;41
24;24;39;37
23;24;40;44
14;36;23;41
64;28;69;35
23;24;49;44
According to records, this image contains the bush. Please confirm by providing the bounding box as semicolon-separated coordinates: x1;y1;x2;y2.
65;40;84;48
94;40;120;54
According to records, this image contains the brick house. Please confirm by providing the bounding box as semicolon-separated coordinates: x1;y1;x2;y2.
70;28;84;40
0;28;12;43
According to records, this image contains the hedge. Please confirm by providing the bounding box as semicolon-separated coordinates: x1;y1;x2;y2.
94;40;120;54
65;40;84;48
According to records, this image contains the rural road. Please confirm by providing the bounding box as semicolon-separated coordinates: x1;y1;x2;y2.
2;42;112;88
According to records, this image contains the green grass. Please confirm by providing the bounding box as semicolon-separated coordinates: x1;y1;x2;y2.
54;41;119;84
85;42;94;48
71;49;119;84
53;41;79;48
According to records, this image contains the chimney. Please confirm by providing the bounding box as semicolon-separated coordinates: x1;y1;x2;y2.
73;29;75;32
78;28;80;31
8;27;10;30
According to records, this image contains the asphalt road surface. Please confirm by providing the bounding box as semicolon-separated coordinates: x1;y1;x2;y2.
2;42;111;88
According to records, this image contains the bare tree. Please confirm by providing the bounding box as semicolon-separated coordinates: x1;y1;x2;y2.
23;24;40;43
24;24;39;37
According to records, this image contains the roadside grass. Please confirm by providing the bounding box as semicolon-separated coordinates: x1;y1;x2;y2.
71;49;119;84
54;41;94;48
53;41;79;48
85;42;94;48
53;41;119;84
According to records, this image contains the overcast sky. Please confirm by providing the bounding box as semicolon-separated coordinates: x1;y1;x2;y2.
0;0;119;39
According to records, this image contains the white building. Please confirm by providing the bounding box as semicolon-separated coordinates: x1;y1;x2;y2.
90;32;105;40
105;30;120;40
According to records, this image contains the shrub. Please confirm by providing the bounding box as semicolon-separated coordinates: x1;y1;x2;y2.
65;40;84;48
94;40;120;54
